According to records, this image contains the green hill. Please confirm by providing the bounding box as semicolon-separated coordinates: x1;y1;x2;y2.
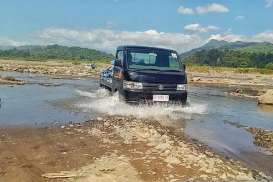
237;43;273;53
181;40;273;69
0;44;114;61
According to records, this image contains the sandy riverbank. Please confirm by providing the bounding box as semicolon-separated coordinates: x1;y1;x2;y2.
0;116;271;182
188;71;273;98
0;59;108;78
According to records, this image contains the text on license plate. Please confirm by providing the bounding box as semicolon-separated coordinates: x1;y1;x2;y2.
153;95;169;102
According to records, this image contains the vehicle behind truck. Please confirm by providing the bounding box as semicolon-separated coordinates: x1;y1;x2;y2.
100;45;187;105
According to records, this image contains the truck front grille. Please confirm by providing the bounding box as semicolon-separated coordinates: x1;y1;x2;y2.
142;83;177;91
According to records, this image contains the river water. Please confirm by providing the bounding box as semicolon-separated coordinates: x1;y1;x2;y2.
0;71;273;175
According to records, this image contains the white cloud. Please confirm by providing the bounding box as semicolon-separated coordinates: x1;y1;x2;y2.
209;33;244;42
235;16;245;20
265;0;273;8
177;3;229;15
209;31;273;43
254;31;273;42
0;37;26;46
38;28;204;53
36;29;273;53
196;3;229;14
2;28;273;54
184;24;219;33
177;6;194;15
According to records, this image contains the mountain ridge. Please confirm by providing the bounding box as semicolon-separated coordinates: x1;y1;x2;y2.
181;39;273;59
0;44;114;61
181;40;273;69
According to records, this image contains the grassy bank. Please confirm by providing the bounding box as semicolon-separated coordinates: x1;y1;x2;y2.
187;65;273;75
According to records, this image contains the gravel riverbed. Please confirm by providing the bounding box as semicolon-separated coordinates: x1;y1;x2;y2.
0;116;271;182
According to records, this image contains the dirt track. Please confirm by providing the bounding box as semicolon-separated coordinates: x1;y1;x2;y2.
0;117;271;182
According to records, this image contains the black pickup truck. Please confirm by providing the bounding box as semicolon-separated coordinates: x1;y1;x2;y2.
99;45;187;104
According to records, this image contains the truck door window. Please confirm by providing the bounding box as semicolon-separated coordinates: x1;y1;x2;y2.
117;51;124;63
169;55;180;69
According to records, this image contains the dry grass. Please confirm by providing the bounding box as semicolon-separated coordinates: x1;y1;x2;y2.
0;59;110;77
187;65;273;75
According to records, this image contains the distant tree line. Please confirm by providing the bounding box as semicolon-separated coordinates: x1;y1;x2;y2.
0;44;114;61
184;49;273;69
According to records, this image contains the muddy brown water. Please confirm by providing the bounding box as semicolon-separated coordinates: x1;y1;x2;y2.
1;71;273;176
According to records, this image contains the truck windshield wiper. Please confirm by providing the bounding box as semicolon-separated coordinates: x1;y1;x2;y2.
129;68;182;72
144;68;161;71
129;68;161;71
161;69;182;72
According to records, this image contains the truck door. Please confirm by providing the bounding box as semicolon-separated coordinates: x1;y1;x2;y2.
112;50;124;92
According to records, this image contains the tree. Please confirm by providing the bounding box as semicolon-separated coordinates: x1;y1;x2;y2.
265;62;273;70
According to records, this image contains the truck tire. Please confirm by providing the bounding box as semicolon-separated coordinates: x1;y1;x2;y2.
115;89;125;102
181;97;187;106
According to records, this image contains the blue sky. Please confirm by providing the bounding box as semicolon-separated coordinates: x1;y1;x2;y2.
0;0;272;52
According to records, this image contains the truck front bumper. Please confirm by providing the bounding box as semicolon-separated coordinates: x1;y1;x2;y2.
120;89;188;105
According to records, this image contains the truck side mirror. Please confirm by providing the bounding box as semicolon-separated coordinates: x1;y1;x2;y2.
111;59;115;65
112;59;122;67
182;64;186;71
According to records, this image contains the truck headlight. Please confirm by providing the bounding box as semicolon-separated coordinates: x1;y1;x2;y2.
177;84;187;91
123;81;143;90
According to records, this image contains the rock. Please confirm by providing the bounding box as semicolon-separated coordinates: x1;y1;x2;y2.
247;127;273;153
192;77;202;82
97;117;103;121
235;88;242;93
164;155;180;165
258;89;273;105
220;173;227;179
200;174;208;179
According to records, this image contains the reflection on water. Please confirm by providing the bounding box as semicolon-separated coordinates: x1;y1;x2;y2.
0;72;96;126
258;104;273;113
0;84;89;126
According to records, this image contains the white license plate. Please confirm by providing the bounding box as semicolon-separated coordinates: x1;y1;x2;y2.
153;95;169;102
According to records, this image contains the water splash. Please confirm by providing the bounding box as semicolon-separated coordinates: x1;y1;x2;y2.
76;89;207;121
76;88;110;98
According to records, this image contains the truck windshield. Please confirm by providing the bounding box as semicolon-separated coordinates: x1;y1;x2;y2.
126;49;182;71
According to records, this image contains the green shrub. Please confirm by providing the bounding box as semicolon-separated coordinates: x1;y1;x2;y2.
265;63;273;70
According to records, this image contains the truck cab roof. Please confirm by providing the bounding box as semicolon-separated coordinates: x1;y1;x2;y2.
117;45;177;53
